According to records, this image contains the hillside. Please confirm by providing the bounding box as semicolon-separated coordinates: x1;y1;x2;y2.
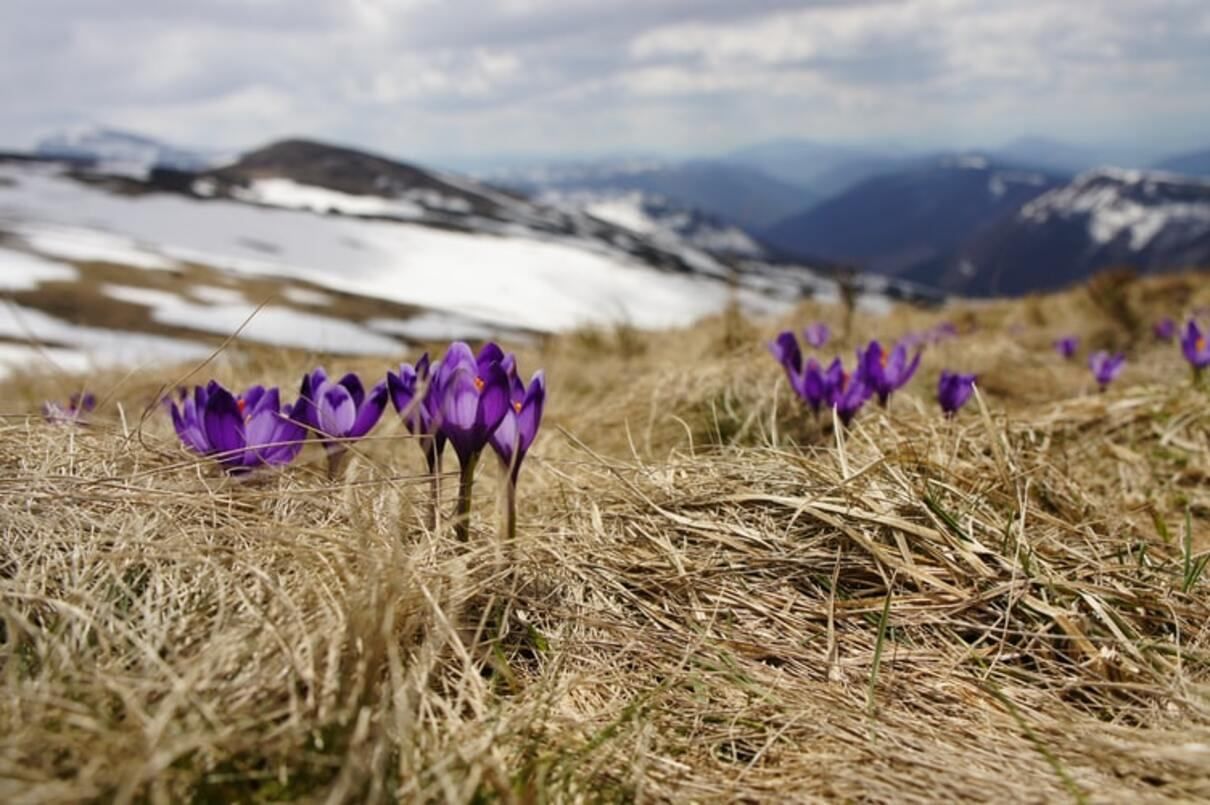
2;271;1209;801
763;155;1065;275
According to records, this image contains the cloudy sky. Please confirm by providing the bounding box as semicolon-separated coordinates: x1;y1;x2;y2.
3;0;1209;165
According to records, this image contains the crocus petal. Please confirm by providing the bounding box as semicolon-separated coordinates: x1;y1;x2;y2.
516;371;546;452
476;361;511;437
349;381;388;438
202;386;245;460
768;331;803;376
338;373;366;409
317;382;356;437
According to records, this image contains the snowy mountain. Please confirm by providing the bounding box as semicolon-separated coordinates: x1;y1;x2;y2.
536;189;766;259
906;168;1210;295
722;138;909;199
34;126;220;178
763;154;1066;276
0;137;911;376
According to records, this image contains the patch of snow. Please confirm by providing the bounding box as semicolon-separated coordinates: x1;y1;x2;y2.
368;312;498;342
102;283;184;308
582;193;658;234
231;178;426;219
988;175;1006;198
189;285;246;305
149;301;405;355
0;342;95;379
404;188;473;213
0;301;212;370
0;164;745;332
0;247;78;289
279;286;334;306
11;222;178;270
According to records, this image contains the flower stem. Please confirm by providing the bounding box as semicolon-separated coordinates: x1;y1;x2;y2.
426;442;442;533
454;452;478;542
326;446;349;481
504;478;517;544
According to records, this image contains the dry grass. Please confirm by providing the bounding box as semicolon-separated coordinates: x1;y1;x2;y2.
2;272;1210;802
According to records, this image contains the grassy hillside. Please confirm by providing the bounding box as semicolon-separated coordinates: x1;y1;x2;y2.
2;271;1210;802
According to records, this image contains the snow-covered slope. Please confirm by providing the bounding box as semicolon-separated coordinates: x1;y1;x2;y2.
538;189;766;258
909;168;1210;295
34;126;219;179
0;136;917;377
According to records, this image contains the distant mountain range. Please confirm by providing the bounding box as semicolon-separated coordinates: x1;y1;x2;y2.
907;168;1210;295
493;158;811;232
762;155;1068;276
33;126;221;177
1153;148;1210;178
16;126;1210;301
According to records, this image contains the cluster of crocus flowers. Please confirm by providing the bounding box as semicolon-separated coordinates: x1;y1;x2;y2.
42;392;96;425
769;332;922;426
168;382;306;473
165;343;546;542
937;372;976;417
388;341;546;541
1088;351;1126;391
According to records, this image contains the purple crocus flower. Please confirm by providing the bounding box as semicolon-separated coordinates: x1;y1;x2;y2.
292;368;387;476
1182;320;1210;376
168;381;305;473
832;370;872;426
769;331;803;379
489;368;546;484
387;353;446;466
434;342;511;467
803;322;830;349
796;357;844;415
858;340;922;406
1054;336;1079;359
1088;351;1125;391
1154;318;1176;341
42;392;96;424
938;371;976;418
433;341;511;541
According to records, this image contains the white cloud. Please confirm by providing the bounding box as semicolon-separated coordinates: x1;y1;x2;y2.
0;0;1207;160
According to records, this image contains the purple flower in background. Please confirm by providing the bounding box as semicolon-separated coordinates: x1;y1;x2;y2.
938;371;977;417
168;381;305;473
42;392;96;424
1182;320;1210;376
803;322;830;349
1053;336;1079;359
832;371;872;426
858;340;922;406
1153;318;1176;341
387;352;447;468
769;331;803;379
1088;351;1125;391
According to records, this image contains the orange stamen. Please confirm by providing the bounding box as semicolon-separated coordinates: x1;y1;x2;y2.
513;401;522;413
473;376;485;392
237;398;247;414
1199;337;1207;352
